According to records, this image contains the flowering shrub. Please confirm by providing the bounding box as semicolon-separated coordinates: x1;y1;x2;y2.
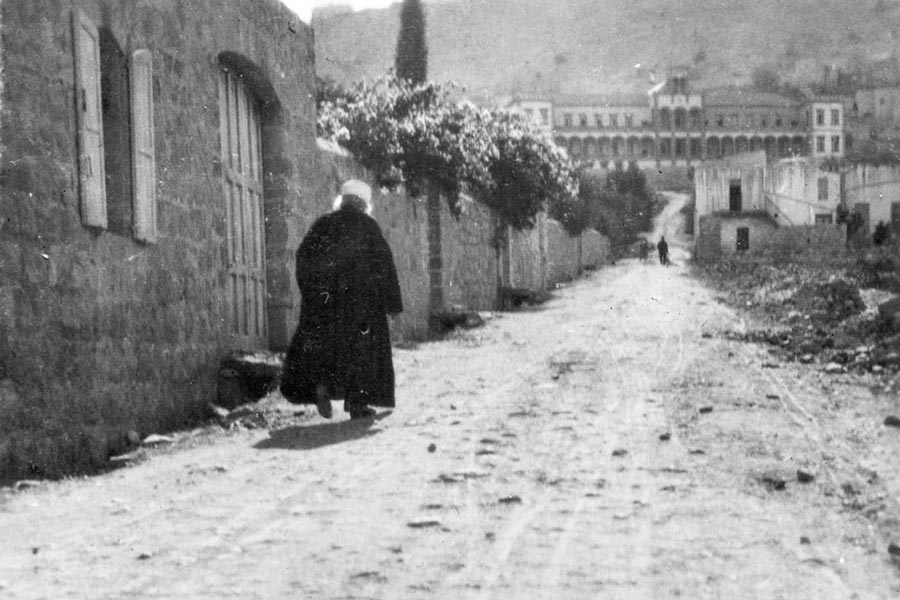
317;73;581;231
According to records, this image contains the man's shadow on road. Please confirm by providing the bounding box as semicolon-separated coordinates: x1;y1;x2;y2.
254;412;391;451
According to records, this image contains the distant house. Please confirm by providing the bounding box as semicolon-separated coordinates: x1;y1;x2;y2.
0;0;325;478
694;152;844;262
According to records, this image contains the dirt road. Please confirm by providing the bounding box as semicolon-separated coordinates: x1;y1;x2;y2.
3;193;900;599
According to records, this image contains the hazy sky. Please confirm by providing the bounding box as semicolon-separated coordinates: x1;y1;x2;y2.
284;0;399;23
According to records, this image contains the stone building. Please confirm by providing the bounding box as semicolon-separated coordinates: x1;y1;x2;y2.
0;0;322;478
694;152;845;262
512;70;845;168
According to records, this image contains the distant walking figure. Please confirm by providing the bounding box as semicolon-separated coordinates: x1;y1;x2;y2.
657;236;669;266
280;180;403;420
638;240;650;263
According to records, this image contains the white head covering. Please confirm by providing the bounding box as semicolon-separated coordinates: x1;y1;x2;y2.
333;179;373;215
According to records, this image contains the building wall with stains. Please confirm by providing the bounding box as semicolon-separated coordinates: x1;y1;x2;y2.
0;0;318;480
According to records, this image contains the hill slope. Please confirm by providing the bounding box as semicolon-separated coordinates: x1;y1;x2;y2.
312;0;900;99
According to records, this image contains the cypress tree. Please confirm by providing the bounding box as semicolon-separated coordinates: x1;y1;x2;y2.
395;0;428;84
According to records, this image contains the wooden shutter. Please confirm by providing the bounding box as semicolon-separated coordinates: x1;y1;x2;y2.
131;49;157;242
72;10;107;228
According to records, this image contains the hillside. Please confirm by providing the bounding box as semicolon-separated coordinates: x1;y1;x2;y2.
312;0;900;100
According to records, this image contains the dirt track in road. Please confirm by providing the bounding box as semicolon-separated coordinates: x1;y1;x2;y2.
3;194;900;599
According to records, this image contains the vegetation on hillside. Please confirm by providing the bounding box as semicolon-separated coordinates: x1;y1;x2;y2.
313;0;900;98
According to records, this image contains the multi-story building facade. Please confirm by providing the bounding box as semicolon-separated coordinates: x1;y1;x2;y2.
512;71;844;168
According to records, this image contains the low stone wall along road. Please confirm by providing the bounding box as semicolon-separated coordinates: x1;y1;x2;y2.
3;193;900;599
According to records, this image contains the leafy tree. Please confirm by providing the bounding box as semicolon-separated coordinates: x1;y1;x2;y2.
576;164;657;254
317;73;580;230
395;0;428;85
315;75;353;111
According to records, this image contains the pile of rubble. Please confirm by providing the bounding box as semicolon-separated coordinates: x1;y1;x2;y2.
701;260;900;376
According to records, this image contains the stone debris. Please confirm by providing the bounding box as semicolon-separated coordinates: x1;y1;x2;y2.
498;495;522;505
698;406;713;414
707;262;900;377
824;363;844;374
427;443;437;453
141;434;174;446
800;536;811;545
758;474;787;492
884;416;900;428
208;403;230;419
13;480;43;491
611;448;628;457
796;469;815;483
407;520;442;529
659;432;671;441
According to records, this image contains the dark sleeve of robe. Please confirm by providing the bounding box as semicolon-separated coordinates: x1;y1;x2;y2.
364;219;403;316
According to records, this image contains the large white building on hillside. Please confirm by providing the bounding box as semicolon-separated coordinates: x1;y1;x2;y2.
511;69;845;169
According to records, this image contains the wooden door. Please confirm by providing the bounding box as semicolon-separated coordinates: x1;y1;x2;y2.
219;68;267;349
736;227;749;251
729;179;742;212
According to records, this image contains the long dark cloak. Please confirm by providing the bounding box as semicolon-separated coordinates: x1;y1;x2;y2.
280;206;403;409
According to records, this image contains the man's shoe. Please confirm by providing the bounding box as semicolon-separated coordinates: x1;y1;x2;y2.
315;384;332;419
349;406;376;420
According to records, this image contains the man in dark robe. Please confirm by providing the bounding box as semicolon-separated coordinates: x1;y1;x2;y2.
280;180;403;420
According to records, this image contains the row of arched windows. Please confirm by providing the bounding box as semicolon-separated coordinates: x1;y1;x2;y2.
557;135;809;161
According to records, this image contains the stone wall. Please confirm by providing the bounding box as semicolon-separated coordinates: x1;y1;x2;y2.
581;229;611;268
696;216;723;264
696;215;846;264
546;219;581;285
0;0;318;480
439;197;500;311
507;213;547;290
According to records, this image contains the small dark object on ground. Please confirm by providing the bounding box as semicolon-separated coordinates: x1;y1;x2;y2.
797;469;815;483
689;449;706;455
498;495;522;505
884;415;900;428
659;432;671;441
699;406;713;414
407;520;442;529
500;287;552;309
889;543;900;557
612;448;628;457
759;475;787;491
218;351;282;408
800;536;811;545
427;443;437;453
432;308;485;333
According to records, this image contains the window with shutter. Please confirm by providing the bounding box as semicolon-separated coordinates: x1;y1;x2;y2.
131;50;157;243
73;10;107;229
